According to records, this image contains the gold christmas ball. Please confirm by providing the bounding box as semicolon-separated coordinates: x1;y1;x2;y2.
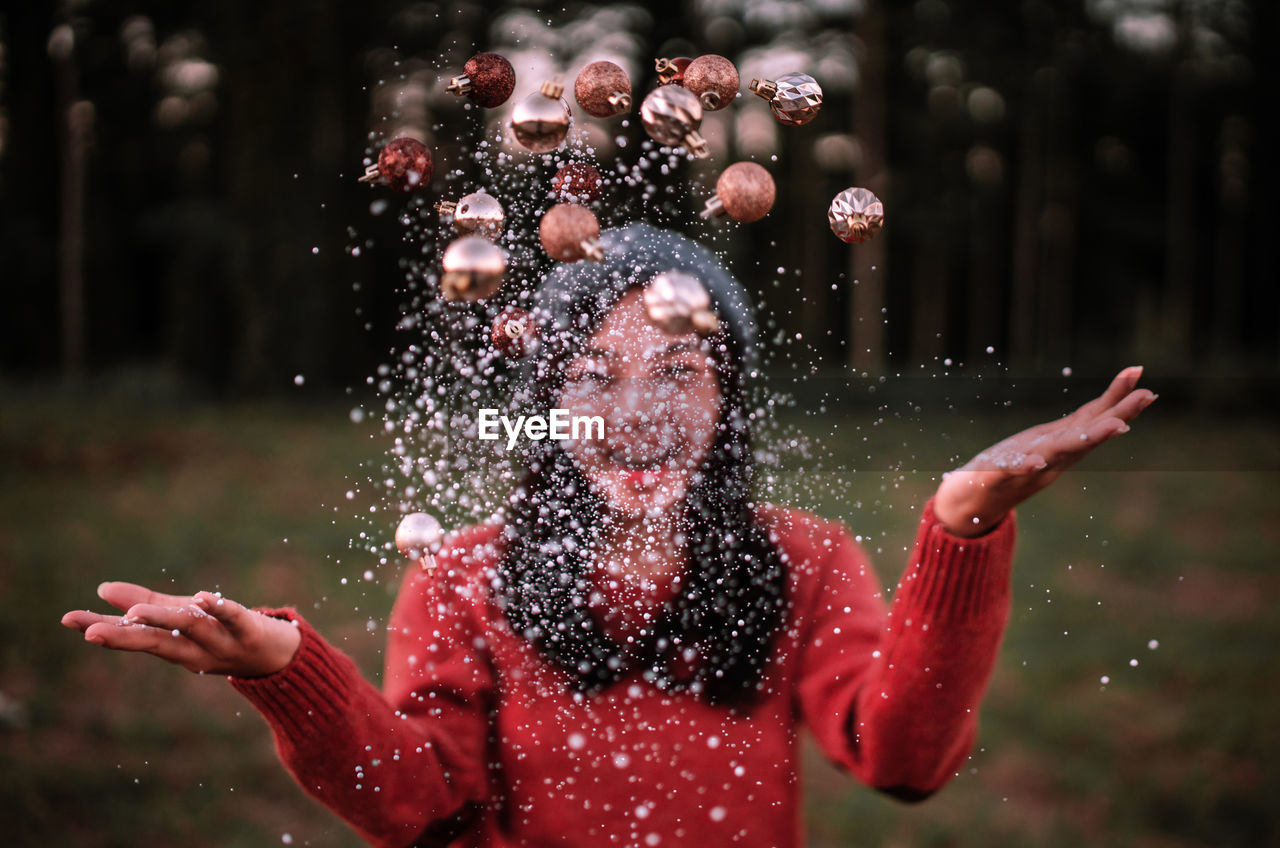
539;203;604;262
510;86;572;153
683;54;739;111
828;187;885;244
639;85;708;157
574;61;632;118
701;161;776;223
440;235;508;301
644;270;721;336
395;512;443;559
439;190;505;240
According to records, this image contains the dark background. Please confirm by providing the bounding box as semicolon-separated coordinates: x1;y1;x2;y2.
2;0;1274;398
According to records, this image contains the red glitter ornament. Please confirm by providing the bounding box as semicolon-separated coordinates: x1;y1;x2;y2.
655;56;692;86
490;305;535;357
446;52;516;108
699;162;776;223
358;137;433;193
574;61;632;118
552;162;603;203
683;54;739;111
539;203;604;262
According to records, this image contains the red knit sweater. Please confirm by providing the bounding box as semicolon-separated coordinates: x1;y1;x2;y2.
231;499;1015;847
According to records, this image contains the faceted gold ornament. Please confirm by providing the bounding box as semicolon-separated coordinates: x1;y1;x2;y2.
749;72;823;126
828;187;885;244
639;86;709;158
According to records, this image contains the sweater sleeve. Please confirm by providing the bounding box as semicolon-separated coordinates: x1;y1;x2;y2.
228;561;495;847
794;497;1015;799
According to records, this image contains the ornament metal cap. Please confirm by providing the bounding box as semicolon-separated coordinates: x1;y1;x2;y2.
446;75;472;97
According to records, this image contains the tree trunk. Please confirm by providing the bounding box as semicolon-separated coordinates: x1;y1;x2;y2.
849;0;888;372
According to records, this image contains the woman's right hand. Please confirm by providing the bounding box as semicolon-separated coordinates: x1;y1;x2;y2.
61;582;301;678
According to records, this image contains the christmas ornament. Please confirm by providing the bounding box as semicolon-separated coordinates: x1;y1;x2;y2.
395;512;443;569
446;52;516;108
828;187;885;243
435;190;505;240
440;236;508;301
551;162;603;203
639;86;709;159
539;203;604;262
574;61;632;118
491;305;535;358
699;162;776;223
644;270;720;336
654;56;693;86
748;72;824;126
358;137;433;192
683;54;739;111
510;81;572;153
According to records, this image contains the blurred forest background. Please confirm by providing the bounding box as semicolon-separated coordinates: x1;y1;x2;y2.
2;0;1278;846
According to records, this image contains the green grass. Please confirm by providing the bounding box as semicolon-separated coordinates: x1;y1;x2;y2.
1;386;1276;846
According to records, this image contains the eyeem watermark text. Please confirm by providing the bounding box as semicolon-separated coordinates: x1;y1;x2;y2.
478;408;605;449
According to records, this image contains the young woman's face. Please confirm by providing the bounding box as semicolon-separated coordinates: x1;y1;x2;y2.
558;288;722;522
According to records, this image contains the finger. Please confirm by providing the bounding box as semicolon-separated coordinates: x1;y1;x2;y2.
97;581;194;613
192;592;257;638
82;619;206;666
1068;366;1144;424
124;601;218;638
1099;388;1158;425
1044;415;1129;468
62;609;124;633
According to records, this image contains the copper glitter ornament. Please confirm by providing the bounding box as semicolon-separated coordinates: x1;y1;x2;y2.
551;161;603;203
440;236;508;301
446;52;516;108
358;137;433;193
639;86;709;159
655;56;692;86
510;81;573;153
683;54;739;111
644;270;721;336
395;512;443;570
828;187;885;244
700;162;776;223
435;190;505;240
574;61;632;118
748;72;824;126
491;305;535;358
539;203;604;262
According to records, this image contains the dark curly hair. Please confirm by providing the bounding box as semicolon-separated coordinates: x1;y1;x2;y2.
495;223;787;707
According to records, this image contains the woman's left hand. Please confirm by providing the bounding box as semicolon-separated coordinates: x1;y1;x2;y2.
933;366;1157;537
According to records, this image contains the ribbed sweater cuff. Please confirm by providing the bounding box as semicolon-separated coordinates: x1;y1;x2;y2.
893;498;1016;622
228;610;356;737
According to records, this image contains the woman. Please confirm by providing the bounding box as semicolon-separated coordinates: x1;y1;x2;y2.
62;223;1156;847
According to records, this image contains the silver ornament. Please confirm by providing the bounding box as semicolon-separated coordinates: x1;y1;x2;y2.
828;187;885;244
509;81;572;153
436;190;505;240
639;86;709;159
395;512;444;569
440;235;508;301
644;270;721;336
749;72;823;126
